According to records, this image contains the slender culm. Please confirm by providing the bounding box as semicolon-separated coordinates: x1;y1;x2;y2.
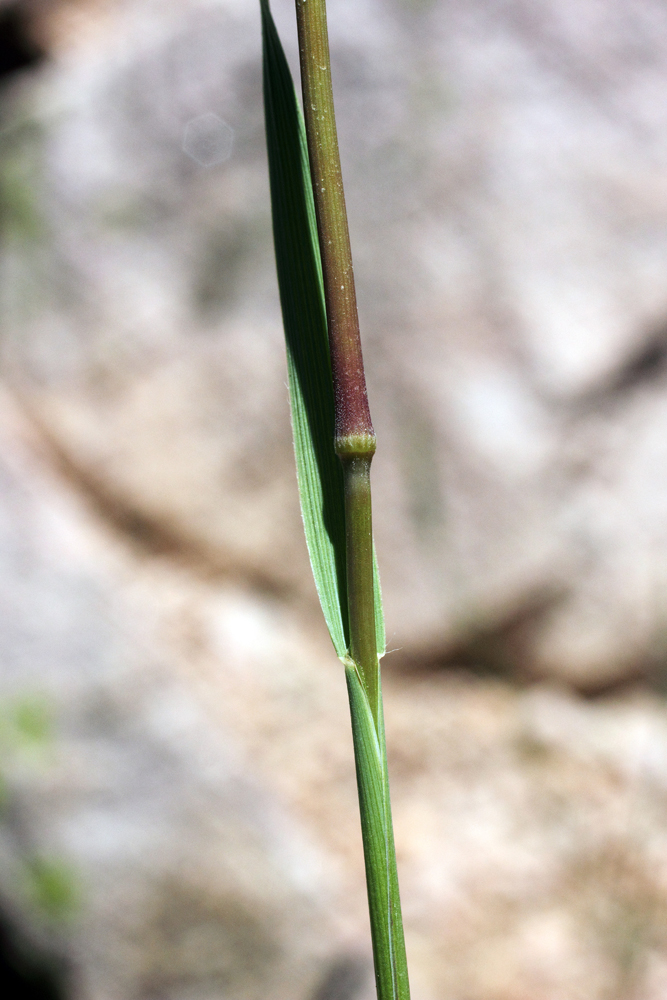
261;1;411;997
294;0;380;719
294;3;409;997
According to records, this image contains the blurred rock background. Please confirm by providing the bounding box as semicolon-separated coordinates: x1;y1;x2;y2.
2;0;667;997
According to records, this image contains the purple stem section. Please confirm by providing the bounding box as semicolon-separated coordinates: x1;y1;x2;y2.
294;0;375;455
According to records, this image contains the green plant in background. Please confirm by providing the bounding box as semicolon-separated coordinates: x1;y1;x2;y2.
22;857;78;924
260;2;410;997
0;695;79;925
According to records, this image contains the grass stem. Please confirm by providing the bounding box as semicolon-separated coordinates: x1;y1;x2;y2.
293;3;411;998
341;454;379;722
294;0;374;448
260;1;410;994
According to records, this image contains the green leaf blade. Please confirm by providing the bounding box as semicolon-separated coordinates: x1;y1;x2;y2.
373;545;385;657
261;0;385;659
261;0;348;656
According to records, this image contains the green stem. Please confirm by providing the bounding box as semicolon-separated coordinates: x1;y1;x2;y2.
294;3;410;999
342;455;379;721
346;664;410;1000
294;0;378;711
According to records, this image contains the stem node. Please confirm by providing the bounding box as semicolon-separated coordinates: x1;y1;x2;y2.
335;431;377;459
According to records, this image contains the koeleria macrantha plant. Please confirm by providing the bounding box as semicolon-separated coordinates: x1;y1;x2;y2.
260;1;410;998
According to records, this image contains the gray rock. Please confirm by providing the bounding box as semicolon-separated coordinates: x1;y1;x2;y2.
0;392;341;1000
5;385;667;1000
